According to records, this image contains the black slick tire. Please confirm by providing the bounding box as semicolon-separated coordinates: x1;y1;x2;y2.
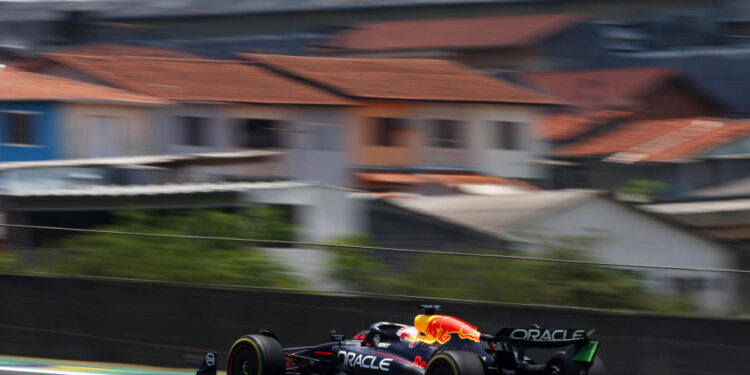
425;351;485;375
227;334;285;375
545;352;565;375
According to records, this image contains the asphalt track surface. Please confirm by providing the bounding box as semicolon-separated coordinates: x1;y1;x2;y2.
0;356;193;375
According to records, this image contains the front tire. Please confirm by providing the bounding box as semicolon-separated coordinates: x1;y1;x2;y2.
425;351;485;375
227;335;285;375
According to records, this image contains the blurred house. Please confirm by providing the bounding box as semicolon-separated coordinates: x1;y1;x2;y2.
516;67;725;119
374;190;740;311
238;54;558;186
313;14;589;71
519;67;744;196
640;195;750;310
21;53;356;186
0;67;164;162
549;117;750;195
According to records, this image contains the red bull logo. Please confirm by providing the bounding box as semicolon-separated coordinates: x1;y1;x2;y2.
414;315;481;344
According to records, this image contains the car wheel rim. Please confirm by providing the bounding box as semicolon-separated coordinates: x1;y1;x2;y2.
230;345;259;375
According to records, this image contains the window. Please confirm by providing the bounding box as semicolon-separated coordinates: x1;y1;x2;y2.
6;112;35;145
180;116;209;146
238;119;280;149
496;121;521;150
429;119;462;148
373;118;405;146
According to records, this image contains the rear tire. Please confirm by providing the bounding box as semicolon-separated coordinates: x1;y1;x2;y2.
227;335;285;375
585;357;606;375
545;352;565;375
425;351;485;375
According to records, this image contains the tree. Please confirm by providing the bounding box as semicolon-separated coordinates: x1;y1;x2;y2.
325;234;693;313
42;208;298;287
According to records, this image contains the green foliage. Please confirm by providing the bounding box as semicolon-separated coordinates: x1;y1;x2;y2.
42;208;298;287
0;250;17;270
618;179;667;198
326;234;694;313
325;234;400;292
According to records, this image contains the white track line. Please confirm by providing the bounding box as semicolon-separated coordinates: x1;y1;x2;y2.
0;366;110;375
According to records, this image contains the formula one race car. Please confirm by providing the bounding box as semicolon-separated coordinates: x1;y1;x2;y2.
196;306;604;375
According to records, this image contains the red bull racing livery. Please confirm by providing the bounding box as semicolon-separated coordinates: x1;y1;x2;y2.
196;306;605;375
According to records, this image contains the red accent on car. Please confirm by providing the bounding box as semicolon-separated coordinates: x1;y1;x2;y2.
413;355;427;368
315;351;334;356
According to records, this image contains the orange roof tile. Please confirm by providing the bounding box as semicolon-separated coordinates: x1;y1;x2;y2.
540;110;632;141
640;120;750;162
356;172;425;184
61;44;199;58
323;14;585;52
0;67;166;104
519;67;678;111
239;54;557;105
554;117;750;162
356;172;540;190
9;44;198;72
40;54;354;106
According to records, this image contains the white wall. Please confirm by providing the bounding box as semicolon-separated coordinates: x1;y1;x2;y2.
516;198;738;311
239;184;365;242
469;104;548;179
413;103;548;179
61;103;156;158
152;104;350;186
280;107;350;187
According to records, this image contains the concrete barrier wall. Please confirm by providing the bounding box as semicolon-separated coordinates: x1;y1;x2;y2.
0;275;748;375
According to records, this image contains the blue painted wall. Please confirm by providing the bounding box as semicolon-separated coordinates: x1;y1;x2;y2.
0;102;61;162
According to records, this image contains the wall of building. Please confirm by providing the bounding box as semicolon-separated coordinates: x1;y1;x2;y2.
239;184;364;242
467;104;547;179
705;134;750;157
150;104;284;180
568;158;750;197
61;103;156;158
368;199;507;251
0;101;60;162
349;101;547;179
348;101;421;167
518;198;738;311
230;105;351;187
151;103;352;186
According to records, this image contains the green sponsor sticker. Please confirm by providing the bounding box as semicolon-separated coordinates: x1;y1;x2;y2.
573;341;599;363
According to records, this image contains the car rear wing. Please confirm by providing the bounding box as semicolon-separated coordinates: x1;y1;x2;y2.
490;328;594;348
481;328;600;365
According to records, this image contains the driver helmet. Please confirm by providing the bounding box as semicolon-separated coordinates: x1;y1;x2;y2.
396;326;418;341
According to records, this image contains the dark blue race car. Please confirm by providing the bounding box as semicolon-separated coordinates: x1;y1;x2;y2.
197;306;605;375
